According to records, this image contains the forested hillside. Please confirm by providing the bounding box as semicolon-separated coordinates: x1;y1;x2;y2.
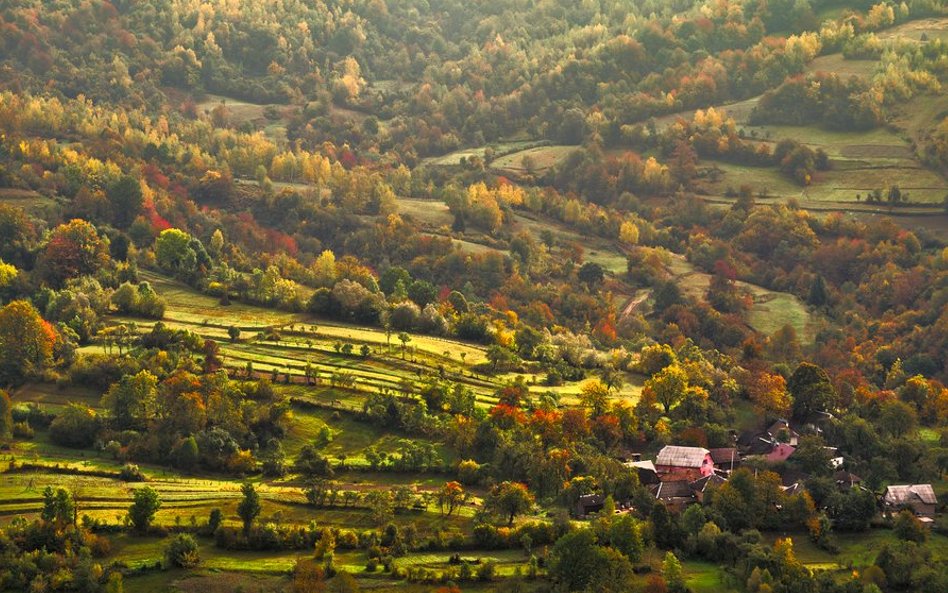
0;1;946;592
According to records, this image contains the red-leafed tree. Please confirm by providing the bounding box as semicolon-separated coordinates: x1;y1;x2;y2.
39;219;109;287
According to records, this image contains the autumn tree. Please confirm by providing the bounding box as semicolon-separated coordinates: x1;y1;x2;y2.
39;219;109;287
0;389;12;440
312;250;338;288
209;229;225;257
0;300;55;385
485;481;534;525
637;343;677;375
437;481;466;516
747;371;791;417
619;221;640;245
155;228;203;279
580;379;611;415
102;370;158;430
644;364;689;413
293;558;325;593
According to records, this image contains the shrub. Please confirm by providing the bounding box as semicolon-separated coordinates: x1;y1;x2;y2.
119;464;145;482
207;508;223;534
12;421;33;439
165;534;201;568
476;561;496;581
49;404;99;448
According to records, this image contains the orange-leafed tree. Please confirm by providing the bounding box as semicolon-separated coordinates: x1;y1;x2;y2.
0;300;55;385
437;481;466;516
485;481;535;526
39;219;109;287
747;371;791;417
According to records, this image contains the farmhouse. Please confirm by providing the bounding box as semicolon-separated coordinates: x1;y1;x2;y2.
574;493;606;517
625;459;660;485
650;480;696;512
691;472;728;503
883;484;938;519
655;445;714;479
709;447;740;472
834;470;862;489
766;419;800;446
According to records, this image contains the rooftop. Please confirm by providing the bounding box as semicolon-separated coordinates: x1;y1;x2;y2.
652;480;695;501
709;448;739;465
656;445;710;468
885;484;937;506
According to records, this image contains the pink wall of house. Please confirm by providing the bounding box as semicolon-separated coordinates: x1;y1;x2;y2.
655;453;715;479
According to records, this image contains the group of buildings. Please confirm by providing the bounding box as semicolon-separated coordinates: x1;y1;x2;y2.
575;418;939;524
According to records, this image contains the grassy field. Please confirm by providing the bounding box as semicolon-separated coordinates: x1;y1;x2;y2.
9;381;101;410
652;96;761;133
878;16;948;41
805;53;878;78
511;212;631;275
116;273;647;420
762;529;948;569
700;118;948;206
395;197;455;229
422;141;540;167
665;253;818;343
127;568;549;593
196;94;293;145
0;187;61;215
106;270;653;414
490;145;578;175
642;19;948;211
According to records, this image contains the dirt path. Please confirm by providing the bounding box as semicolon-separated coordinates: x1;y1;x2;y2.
697;193;945;216
619;291;650;320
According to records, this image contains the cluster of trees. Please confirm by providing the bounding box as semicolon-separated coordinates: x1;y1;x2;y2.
43;347;292;474
0;486;124;592
753;37;945;131
1;0;940;166
751;73;884;130
0;1;945;589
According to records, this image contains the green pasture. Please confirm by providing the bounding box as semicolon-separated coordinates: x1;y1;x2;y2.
878;16;948;41
805;53;878;78
10;382;101;410
652;96;761;132
762;529;948;570
395;197;455;228
124;271;493;365
665;254;816;343
490;145;578;174
511;213;631;275
0;188;59;213
681;560;738;593
423;141;538;167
